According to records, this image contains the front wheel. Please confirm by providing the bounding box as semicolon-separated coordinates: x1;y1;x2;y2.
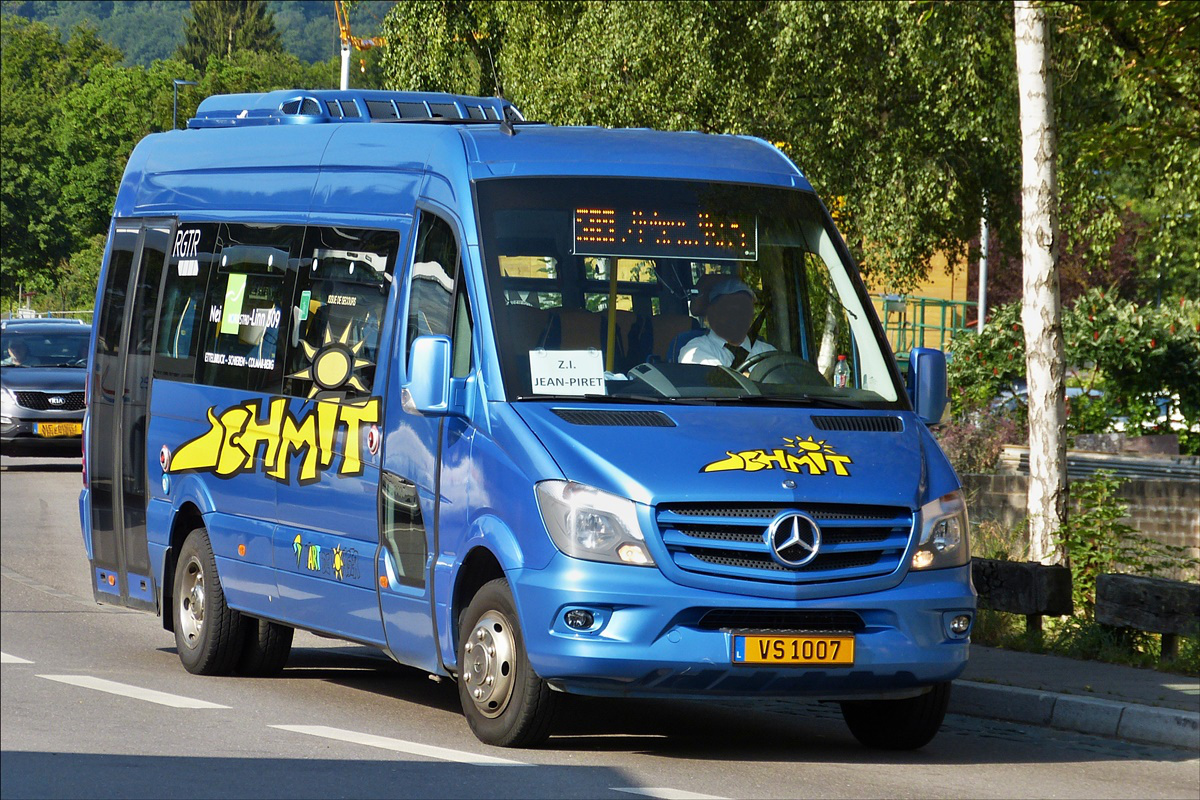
457;579;558;747
173;527;245;675
839;682;951;750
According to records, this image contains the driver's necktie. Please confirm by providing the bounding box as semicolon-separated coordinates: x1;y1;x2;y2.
725;343;750;369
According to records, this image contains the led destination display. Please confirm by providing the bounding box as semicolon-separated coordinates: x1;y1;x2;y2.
574;207;757;261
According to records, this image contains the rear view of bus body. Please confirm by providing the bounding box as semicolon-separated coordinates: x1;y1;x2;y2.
80;89;974;750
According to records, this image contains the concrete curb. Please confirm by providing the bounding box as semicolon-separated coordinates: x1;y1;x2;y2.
951;679;1200;750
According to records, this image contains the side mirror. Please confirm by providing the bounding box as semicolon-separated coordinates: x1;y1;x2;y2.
908;347;948;425
402;335;452;416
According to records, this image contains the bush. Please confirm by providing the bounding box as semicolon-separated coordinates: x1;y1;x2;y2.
948;292;1200;453
968;472;1199;676
934;404;1022;475
1058;471;1198;615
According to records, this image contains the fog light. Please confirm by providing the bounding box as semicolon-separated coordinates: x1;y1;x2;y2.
564;609;594;630
950;615;972;635
912;550;935;569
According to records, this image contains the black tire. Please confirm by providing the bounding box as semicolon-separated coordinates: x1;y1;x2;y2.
237;616;294;677
457;578;558;747
173;527;245;675
840;682;951;750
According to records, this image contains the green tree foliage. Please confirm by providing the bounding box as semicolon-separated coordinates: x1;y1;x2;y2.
1050;1;1200;302
948;291;1200;451
380;1;1020;293
1058;471;1198;615
0;2;1194;315
0;1;396;66
0;11;324;311
177;0;284;71
51;59;197;246
0;1;186;65
0;15;122;299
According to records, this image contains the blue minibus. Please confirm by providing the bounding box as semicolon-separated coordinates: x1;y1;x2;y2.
82;89;974;749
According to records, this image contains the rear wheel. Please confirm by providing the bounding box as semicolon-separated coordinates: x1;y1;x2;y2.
457;578;558;747
237;616;294;677
840;682;951;750
173;527;244;675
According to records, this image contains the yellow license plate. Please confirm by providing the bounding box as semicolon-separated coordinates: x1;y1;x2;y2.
732;634;855;666
36;422;82;438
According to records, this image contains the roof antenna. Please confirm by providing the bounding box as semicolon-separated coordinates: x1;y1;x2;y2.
487;44;516;136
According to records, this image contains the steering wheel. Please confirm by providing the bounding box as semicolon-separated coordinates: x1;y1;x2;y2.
738;351;828;385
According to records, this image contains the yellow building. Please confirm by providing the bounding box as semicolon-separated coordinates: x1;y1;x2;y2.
866;250;974;354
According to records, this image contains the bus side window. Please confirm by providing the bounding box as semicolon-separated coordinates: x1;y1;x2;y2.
284;226;399;401
405;211;460;365
451;283;473;378
155;223;218;383
198;224;302;394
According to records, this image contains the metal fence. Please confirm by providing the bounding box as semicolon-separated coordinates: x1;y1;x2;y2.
872;294;976;355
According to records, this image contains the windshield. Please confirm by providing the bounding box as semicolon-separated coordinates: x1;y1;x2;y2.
1;327;91;368
476;178;902;407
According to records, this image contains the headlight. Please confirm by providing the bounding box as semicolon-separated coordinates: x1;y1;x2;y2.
911;490;970;570
536;480;655;567
0;386;16;421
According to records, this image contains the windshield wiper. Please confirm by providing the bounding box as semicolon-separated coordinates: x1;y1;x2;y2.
515;393;708;405
705;394;865;409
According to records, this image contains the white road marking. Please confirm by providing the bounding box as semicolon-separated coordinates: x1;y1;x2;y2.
613;790;728;800
1;652;33;664
270;724;528;766
37;675;230;709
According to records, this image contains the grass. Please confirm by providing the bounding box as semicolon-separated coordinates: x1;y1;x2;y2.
968;514;1200;677
971;608;1200;676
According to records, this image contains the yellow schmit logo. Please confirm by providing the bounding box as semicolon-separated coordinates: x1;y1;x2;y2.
702;435;853;477
169;397;380;485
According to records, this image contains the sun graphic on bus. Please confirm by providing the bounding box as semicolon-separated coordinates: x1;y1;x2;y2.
290;322;373;399
783;435;839;457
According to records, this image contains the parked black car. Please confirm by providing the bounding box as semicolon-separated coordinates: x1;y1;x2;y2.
1;318;91;457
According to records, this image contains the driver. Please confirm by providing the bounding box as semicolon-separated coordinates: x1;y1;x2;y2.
2;339;29;366
679;278;775;369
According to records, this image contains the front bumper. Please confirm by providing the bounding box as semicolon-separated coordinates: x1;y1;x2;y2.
1;419;82;456
511;556;975;699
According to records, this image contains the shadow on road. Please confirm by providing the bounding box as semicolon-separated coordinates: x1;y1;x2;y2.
0;751;635;800
146;643;1198;767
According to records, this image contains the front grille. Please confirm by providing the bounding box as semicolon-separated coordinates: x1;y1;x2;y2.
14;391;85;411
698;609;866;632
655;502;913;585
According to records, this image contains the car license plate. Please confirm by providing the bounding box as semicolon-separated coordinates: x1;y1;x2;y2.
732;634;854;666
35;422;82;438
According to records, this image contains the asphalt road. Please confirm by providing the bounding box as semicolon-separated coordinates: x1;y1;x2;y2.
2;454;1198;800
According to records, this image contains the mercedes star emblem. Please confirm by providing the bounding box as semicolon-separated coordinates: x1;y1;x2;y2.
765;511;822;568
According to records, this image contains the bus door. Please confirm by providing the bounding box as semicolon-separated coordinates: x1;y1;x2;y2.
378;207;472;672
271;225;401;646
89;220;173;610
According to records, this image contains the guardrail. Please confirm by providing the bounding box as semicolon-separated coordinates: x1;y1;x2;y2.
998;445;1200;481
1096;574;1199;662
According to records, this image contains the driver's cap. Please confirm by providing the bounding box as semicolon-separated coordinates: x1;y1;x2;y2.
707;278;756;303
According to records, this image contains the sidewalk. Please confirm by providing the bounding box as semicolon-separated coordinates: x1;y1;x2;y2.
951;644;1200;750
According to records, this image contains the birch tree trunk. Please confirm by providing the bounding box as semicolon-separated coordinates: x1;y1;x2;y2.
1014;1;1067;564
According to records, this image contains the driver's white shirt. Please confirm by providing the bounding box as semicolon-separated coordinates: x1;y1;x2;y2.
678;330;775;367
